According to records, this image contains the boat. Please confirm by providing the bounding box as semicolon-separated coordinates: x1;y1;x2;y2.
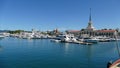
60;34;71;42
80;42;93;45
51;34;78;43
51;39;61;42
0;33;5;39
108;59;120;68
83;37;98;43
73;41;83;44
0;35;4;38
57;34;75;42
97;36;116;42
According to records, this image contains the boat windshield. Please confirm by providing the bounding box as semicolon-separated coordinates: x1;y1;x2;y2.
63;36;66;38
117;64;120;67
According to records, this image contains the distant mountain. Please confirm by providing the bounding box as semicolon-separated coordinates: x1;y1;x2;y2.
0;30;10;32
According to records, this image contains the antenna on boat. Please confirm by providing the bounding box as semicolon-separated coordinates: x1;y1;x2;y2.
114;31;120;58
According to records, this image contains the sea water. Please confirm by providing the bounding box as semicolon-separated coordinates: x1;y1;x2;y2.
0;37;119;68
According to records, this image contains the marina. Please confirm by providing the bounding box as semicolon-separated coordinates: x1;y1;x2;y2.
0;37;120;68
0;31;119;45
0;0;120;68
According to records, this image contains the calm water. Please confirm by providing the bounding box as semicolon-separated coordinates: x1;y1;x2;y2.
0;37;119;68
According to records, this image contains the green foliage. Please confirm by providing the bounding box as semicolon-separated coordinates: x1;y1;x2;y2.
81;29;85;31
9;30;24;34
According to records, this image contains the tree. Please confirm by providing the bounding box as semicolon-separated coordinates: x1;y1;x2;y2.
8;30;24;34
81;29;85;31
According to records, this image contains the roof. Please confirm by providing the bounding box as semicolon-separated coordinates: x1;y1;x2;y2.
96;30;116;33
66;30;80;33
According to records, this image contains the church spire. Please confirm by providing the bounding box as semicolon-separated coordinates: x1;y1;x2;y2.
86;8;95;30
89;8;92;22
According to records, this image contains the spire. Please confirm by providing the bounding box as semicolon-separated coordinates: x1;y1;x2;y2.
86;8;95;30
89;8;92;22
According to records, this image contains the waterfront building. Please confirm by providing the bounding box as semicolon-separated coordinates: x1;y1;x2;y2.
66;9;117;38
47;28;61;36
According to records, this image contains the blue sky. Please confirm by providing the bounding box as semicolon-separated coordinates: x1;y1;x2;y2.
0;0;120;31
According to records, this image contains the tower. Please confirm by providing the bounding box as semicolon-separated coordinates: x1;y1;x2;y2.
86;8;95;31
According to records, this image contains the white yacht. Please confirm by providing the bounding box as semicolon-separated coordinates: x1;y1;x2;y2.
96;36;115;42
58;34;70;42
0;33;5;39
83;37;99;43
55;34;77;43
0;35;4;38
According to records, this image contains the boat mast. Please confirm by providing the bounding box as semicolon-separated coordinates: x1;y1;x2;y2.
114;31;120;58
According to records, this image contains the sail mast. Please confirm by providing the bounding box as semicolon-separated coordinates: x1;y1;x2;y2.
115;31;120;58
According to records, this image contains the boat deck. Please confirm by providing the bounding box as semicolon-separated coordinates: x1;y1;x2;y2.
110;59;120;68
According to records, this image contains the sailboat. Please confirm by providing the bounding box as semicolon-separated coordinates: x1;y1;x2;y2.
107;31;120;68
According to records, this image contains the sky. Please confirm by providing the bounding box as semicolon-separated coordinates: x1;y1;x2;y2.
0;0;120;31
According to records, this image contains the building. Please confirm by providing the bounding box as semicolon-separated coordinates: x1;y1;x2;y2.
86;8;95;31
66;8;117;38
47;28;61;36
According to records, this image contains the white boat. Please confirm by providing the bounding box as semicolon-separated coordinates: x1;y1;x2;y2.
83;37;98;43
51;39;61;42
96;36;115;42
0;33;5;39
71;36;78;42
55;34;77;43
77;38;84;42
80;42;93;45
58;34;71;42
0;35;5;38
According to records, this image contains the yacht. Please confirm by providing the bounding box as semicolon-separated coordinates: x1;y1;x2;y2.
58;34;71;42
83;37;99;43
55;34;77;43
0;33;5;39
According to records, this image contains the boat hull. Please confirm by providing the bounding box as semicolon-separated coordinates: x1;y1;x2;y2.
109;59;120;68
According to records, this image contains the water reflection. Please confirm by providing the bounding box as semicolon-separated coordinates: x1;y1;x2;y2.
63;43;70;54
0;38;120;68
0;45;3;52
0;38;4;40
86;45;93;67
58;43;70;55
27;39;33;42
